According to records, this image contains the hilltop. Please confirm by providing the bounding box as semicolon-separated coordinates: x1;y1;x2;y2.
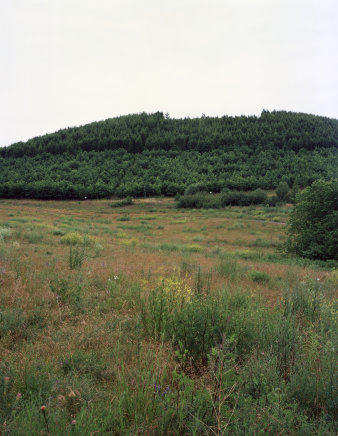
0;110;337;199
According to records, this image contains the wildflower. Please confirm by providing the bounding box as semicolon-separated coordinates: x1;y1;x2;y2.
162;386;170;397
154;383;161;394
114;275;119;280
71;419;76;425
41;405;50;433
16;392;22;401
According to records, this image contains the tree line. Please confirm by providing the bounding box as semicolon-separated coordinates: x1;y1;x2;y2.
0;111;337;199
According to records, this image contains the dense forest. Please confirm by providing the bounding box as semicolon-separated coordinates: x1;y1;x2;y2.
0;111;337;199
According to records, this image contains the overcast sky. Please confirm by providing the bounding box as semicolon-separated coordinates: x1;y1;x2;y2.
1;0;337;147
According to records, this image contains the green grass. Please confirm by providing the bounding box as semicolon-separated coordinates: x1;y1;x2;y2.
0;199;337;435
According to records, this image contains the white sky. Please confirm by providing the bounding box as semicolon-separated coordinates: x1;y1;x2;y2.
1;0;337;147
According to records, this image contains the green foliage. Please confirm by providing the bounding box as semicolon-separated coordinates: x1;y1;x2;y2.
184;182;208;196
249;270;271;283
0;111;337;199
0;227;11;241
276;181;290;202
116;215;130;221
216;257;246;280
110;196;134;207
49;276;83;305
264;194;279;206
177;192;221;208
221;189;267;206
60;232;83;245
285;179;338;260
178;189;268;209
69;245;86;270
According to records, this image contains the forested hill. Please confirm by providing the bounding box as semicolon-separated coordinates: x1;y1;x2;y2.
0;111;337;199
2;110;338;158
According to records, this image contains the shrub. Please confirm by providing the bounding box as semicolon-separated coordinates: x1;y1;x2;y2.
216;257;246;280
177;189;267;209
183;244;201;253
177;192;221;209
110;196;134;208
61;232;83;245
220;190;267;207
276;181;290;202
249;270;270;283
69;245;86;269
52;229;65;236
61;232;95;246
184;183;208;196
117;216;130;221
0;227;11;241
285;179;338;260
24;230;44;244
264;195;279;207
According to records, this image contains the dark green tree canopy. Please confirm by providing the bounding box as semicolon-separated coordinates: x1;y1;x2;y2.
285;180;338;260
1;110;338;158
0;111;337;199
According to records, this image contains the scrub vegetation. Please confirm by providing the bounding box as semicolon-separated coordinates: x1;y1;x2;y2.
0;198;337;435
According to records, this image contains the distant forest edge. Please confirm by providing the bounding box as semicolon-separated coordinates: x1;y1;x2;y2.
0;111;337;199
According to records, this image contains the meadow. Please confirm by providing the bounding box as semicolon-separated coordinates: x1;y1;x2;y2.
0;198;336;435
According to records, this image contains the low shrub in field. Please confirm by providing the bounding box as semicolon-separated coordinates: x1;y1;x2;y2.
61;232;83;245
138;215;158;221
68;245;86;269
52;229;65;236
110;196;134;208
120;238;137;247
161;274;194;305
49;276;83;306
177;192;222;209
139;283;263;362
177;189;268;209
228;221;244;230
216;257;247;280
182;244;201;253
0;227;11;241
60;232;95;246
221;189;267;206
24;230;44;244
160;243;180;252
249;270;270;283
116;215;130;221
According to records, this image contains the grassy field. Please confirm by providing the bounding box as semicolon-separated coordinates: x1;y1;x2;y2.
0;198;337;435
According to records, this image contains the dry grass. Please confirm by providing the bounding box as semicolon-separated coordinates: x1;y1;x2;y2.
0;198;336;434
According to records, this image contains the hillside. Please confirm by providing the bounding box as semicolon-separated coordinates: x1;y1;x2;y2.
0;111;337;199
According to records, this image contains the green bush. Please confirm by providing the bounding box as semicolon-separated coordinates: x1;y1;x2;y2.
221;189;267;206
184;183;208;196
249;270;270;283
110;196;134;208
178;189;268;209
0;227;11;241
285;179;338;260
264;194;279;206
177;192;221;209
276;181;290;202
